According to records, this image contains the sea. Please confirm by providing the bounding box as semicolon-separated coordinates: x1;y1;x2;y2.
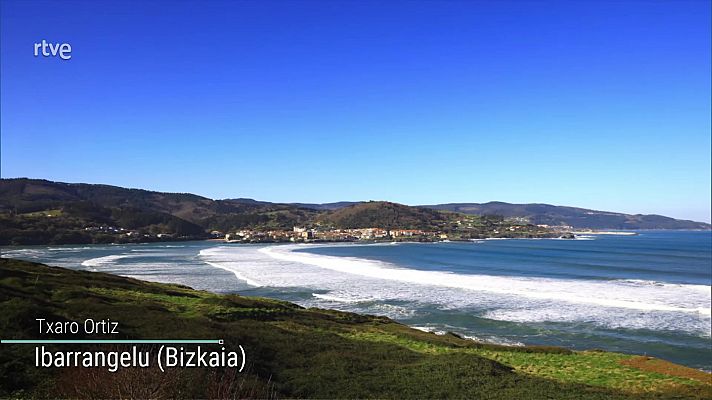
2;231;710;370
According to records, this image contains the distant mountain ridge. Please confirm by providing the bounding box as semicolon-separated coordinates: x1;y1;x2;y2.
420;202;710;230
0;178;708;244
290;200;709;230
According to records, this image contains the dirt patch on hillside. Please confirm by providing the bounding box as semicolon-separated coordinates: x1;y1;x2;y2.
620;356;711;384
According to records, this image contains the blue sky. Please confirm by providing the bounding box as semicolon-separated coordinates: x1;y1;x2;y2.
1;0;710;222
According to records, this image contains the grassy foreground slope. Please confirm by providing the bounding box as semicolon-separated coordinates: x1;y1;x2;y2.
0;259;709;399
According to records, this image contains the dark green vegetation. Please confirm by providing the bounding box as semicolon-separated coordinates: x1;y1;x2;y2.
317;201;447;230
316;202;555;241
1;178;708;245
423;202;711;230
1;258;710;399
0;179;319;245
0;179;549;245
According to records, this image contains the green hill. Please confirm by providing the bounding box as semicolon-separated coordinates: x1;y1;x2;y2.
1;178;708;246
318;201;448;230
1;258;709;399
0;179;319;245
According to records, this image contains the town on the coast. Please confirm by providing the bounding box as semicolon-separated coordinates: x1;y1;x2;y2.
220;222;576;244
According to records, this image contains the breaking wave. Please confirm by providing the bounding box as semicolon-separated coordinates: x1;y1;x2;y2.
199;244;711;337
81;254;137;267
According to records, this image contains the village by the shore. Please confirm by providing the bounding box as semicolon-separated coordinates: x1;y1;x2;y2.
216;224;592;244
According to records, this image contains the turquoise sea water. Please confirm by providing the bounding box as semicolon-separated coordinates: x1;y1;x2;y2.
2;231;710;369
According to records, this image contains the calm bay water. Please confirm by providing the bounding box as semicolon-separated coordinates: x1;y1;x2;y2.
2;231;710;369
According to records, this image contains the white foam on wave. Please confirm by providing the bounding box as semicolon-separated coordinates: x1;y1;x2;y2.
483;306;710;334
461;334;525;347
413;324;524;345
1;248;46;258
202;260;263;287
616;279;710;292
412;325;436;333
312;293;372;303
81;254;136;267
258;245;711;316
574;235;596;240
47;247;95;251
368;303;417;318
412;326;448;335
198;244;712;337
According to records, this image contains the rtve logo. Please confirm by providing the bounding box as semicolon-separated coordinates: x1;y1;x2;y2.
33;40;72;60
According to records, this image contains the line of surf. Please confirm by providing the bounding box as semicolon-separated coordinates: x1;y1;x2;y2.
201;260;263;287
81;254;136;267
258;245;711;316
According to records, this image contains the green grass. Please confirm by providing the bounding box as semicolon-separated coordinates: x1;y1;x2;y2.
339;330;708;393
1;258;709;399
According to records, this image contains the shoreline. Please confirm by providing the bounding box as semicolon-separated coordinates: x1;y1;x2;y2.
1;257;710;400
2;258;710;368
3;236;711;371
571;231;638;236
6;229;712;248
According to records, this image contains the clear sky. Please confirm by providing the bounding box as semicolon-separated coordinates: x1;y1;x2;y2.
1;0;710;222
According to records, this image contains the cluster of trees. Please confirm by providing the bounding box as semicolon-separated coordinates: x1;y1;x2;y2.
200;208;317;232
0;203;206;246
319;201;448;230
